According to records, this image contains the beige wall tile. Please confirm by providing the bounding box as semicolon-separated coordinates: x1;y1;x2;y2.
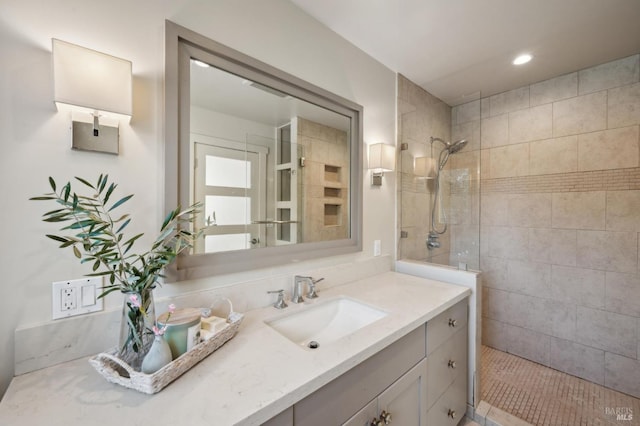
552;191;606;230
487;226;529;260
549;337;605;385
506;292;541;330
530;72;578;106
401;191;429;228
509;104;553;144
480;255;510;290
542;298;577;341
529;136;578;175
551;265;605;309
480;149;491;180
605;271;640;317
577;230;638;273
506;324;550;366
482;318;507;351
529;227;577;266
578;126;639;171
606;190;640;232
450;150;480;179
481;97;490;119
455;99;480;125
507;259;551;297
481;193;509;226
488;87;530;117
576;306;637;358
578;54;640;95
608;82;640;128
508;193;552;228
481;114;508;148
605;352;640;398
553;91;607;137
452;119;481;152
486;289;511;322
489;144;529;178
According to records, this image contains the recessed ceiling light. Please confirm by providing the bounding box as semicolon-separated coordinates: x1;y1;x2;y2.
513;54;532;65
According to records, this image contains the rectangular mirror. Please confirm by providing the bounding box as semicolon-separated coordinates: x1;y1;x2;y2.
165;21;363;279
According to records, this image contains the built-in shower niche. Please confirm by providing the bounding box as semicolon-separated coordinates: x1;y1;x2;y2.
323;165;343;227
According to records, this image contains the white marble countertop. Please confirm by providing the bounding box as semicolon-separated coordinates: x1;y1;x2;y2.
0;271;470;426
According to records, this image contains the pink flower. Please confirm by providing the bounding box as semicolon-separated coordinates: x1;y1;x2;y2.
152;325;165;336
129;294;141;308
168;303;176;313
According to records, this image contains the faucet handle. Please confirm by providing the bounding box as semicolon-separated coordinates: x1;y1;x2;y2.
267;289;288;309
307;277;324;299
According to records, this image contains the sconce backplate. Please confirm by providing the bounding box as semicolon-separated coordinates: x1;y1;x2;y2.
72;121;119;154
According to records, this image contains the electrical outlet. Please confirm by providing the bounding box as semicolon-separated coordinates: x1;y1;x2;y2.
62;287;77;310
52;277;103;320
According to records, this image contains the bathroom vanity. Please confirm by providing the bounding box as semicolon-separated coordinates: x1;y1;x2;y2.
0;272;471;426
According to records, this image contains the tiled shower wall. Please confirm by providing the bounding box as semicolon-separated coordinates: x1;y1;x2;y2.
297;117;349;242
397;74;481;269
476;54;640;398
397;74;454;265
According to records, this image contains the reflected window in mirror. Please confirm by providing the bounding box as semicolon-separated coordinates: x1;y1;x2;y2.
165;21;363;279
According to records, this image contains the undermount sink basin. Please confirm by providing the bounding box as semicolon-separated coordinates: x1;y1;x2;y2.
265;296;387;348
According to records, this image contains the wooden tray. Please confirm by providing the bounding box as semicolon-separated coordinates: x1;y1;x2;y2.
89;312;243;394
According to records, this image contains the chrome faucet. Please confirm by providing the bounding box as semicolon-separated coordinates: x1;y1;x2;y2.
307;277;324;299
292;276;324;303
292;275;309;303
267;289;288;309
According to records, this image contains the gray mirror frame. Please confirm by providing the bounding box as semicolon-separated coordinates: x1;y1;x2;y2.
165;21;363;280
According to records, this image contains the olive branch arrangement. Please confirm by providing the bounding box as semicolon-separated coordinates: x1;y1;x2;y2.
31;174;201;299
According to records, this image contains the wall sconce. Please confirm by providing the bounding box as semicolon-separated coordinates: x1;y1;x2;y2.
53;39;132;155
368;143;396;186
414;156;436;179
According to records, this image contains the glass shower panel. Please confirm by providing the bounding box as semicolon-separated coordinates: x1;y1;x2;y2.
397;74;480;270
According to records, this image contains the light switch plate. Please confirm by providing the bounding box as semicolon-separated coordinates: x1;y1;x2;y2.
52;277;104;320
373;239;381;256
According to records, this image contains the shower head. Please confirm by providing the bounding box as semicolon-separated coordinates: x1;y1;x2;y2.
429;137;468;154
447;139;468;154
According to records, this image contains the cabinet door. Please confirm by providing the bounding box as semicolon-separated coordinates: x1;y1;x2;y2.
377;358;427;426
343;399;378;426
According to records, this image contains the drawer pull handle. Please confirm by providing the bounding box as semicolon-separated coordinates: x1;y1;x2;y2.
448;318;457;327
380;410;392;424
448;359;456;369
448;409;457;419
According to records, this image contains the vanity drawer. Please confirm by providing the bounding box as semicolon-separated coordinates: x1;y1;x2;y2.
294;325;426;425
426;325;467;410
426;299;467;355
426;373;466;426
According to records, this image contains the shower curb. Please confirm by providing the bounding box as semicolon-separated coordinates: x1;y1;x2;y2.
473;400;534;426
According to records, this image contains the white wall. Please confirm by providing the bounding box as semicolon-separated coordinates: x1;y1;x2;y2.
0;0;397;397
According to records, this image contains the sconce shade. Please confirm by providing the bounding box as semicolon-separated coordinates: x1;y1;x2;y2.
414;156;436;178
369;143;395;171
53;39;132;120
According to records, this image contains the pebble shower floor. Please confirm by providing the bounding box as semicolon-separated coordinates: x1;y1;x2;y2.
481;345;640;426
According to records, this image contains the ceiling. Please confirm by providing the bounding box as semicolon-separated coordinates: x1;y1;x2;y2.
290;0;640;105
191;61;350;131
